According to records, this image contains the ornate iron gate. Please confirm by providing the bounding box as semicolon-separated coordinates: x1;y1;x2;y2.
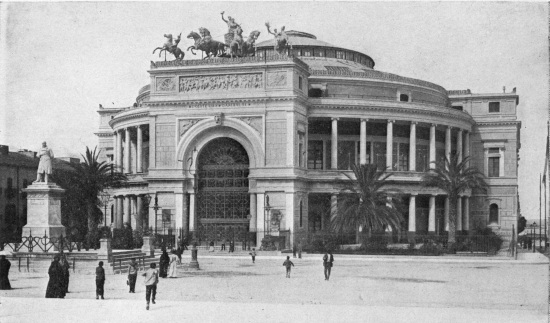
196;138;250;242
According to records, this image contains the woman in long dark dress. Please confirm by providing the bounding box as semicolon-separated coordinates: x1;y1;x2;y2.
60;254;70;294
159;249;169;278
0;255;11;290
45;255;64;298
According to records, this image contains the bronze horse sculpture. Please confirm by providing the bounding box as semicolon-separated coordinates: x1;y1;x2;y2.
153;33;185;60
241;30;261;57
187;31;227;59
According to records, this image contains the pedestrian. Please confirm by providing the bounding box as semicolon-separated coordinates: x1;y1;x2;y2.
249;248;257;263
292;244;297;258
60;253;70;294
159;249;169;278
0;255;11;290
322;251;334;281
283;256;294;278
45;255;64;298
209;240;215;252
230;241;235;253
298;242;302;259
142;263;159;310
168;250;178;278
221;239;226;251
127;258;138;293
176;245;183;264
95;261;105;300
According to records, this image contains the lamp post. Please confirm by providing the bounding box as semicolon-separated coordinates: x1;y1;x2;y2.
148;193;161;236
187;147;198;240
532;222;537;253
264;194;271;238
99;192;112;227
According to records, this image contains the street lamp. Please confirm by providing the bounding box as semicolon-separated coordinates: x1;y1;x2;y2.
99;192;112;227
148;193;161;236
531;222;537;253
264;194;271;238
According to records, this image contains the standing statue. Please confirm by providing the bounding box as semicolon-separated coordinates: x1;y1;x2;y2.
152;33;185;60
265;22;289;55
35;141;54;183
221;11;241;45
241;30;261;57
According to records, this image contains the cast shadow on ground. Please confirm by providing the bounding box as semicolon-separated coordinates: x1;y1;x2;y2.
359;276;446;283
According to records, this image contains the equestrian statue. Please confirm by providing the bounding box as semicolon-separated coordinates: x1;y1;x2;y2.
153;33;185;60
187;28;227;59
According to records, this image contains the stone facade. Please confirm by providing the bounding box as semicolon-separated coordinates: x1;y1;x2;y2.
96;31;521;248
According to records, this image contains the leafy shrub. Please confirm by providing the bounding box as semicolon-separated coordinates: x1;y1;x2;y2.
303;233;342;253
363;234;389;252
112;224;134;249
261;235;285;251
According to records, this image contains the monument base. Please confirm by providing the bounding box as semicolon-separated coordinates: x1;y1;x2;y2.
23;181;66;238
22;226;66;238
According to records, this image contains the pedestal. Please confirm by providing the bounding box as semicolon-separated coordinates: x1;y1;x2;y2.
22;182;66;237
142;236;155;257
98;238;112;261
189;245;199;270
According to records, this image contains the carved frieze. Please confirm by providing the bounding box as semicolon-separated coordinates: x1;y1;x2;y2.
267;71;287;87
236;116;263;137
179;74;263;93
179;119;201;137
156;77;176;92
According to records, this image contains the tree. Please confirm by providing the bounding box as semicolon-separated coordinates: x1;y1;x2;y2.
331;164;404;245
53;147;126;241
421;155;488;250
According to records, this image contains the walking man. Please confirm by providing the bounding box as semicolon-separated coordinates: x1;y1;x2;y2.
127;258;138;293
322;251;334;281
95;261;105;299
250;248;257;264
283;256;294;278
142;263;159;310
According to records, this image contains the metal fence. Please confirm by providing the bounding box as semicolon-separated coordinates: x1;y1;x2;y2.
1;232;80;253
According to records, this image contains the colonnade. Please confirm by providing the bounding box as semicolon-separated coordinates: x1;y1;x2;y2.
328;118;470;171
112;194;147;230
113;125;148;174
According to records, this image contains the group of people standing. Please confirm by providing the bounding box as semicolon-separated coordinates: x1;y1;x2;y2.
158;249;179;278
45;254;71;298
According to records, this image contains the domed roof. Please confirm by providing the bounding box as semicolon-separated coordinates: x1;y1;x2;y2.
256;30;337;48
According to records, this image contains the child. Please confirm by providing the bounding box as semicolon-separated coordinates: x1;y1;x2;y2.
95;261;105;300
283;256;294;278
249;248;257;263
142;263;159;310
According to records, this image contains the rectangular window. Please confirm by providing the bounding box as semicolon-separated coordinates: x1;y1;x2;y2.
415;144;429;172
373;142;386;171
304;50;312;57
489;102;500;113
488;157;500;177
307;140;324;170
337;141;356;170
336;51;344;59
317;50;325;57
298;76;303;90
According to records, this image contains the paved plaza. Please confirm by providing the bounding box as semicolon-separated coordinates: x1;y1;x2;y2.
0;253;547;322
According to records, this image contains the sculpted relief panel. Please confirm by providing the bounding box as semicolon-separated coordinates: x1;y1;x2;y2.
156;77;176;92
179;119;202;137
267;71;287;87
179;74;263;93
236;116;263;137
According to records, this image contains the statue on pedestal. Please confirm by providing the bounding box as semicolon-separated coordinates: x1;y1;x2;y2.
265;23;289;55
35;142;54;183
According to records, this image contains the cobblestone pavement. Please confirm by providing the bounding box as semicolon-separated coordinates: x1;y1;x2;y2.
0;255;547;322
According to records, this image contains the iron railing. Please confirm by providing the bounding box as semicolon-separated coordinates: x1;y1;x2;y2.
1;232;80;253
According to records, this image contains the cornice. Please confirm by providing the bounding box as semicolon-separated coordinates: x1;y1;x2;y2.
147;96;300;108
150;55;310;72
475;121;521;127
94;132;114;137
109;111;150;128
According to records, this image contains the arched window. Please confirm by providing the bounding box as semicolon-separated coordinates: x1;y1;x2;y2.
489;204;499;224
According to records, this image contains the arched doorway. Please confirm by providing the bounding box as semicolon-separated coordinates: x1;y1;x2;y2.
196;138;250;243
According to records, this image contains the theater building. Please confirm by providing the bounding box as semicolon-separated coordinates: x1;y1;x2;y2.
96;30;521;248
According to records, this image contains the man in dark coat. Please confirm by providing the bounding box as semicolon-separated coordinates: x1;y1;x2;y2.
0;255;11;290
46;255;64;298
322;251;334;281
96;261;105;299
60;254;70;294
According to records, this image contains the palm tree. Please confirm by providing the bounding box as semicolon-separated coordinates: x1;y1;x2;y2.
421;155;488;249
54;147;126;236
331;164;404;246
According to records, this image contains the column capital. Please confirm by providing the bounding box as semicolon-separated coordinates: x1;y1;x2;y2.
446;125;453;130
410;193;418;197
430;123;437;128
331;117;339;122
457;128;464;133
387;119;395;124
410;121;418;125
360;118;369;122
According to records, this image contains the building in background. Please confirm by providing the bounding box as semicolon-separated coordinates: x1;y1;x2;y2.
96;30;521;248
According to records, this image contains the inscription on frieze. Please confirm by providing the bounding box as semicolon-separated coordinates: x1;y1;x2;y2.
156;77;176;92
267;71;287;87
179;74;263;93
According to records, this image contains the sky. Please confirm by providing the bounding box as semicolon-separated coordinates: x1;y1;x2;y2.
0;1;548;221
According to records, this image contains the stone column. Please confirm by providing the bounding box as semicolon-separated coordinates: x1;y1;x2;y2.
457;196;463;232
408;195;417;237
175;193;184;230
256;193;266;246
116;196;124;229
137;125;143;173
409;122;416;171
286;193;295;249
250;193;257;232
124;128;131;173
457;129;463;163
124;195;131;226
464;196;470;233
189;192;195;231
116;130;123;170
330;194;338;224
428;195;436;234
130;133;137;174
360;118;368;165
331;118;338;169
112;132;118;166
386;120;394;171
444;197;449;232
429;124;436;169
182;193;189;235
464;131;470;166
131;195;137;229
445;126;451;163
136;195;143;231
